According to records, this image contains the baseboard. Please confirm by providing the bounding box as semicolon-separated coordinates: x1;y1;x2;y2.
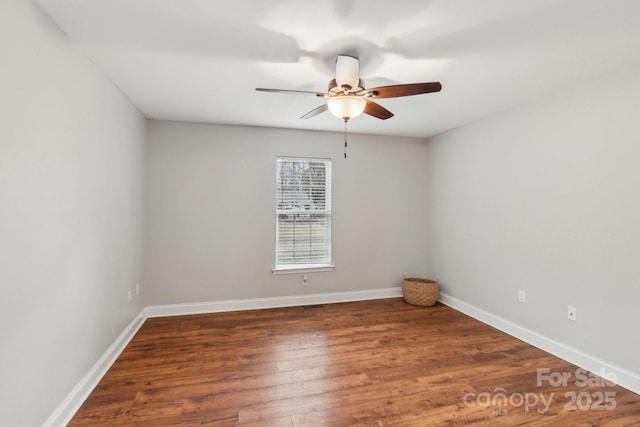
49;287;638;426
438;292;640;395
143;287;403;318
45;287;402;425
43;311;147;427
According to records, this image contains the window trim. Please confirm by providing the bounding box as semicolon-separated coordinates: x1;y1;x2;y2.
271;264;335;275
273;156;333;274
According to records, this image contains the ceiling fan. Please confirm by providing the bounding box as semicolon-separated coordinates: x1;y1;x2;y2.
256;54;442;122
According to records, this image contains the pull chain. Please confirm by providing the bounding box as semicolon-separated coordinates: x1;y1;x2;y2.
343;120;348;159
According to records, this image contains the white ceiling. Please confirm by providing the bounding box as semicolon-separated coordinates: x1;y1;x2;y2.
35;0;640;138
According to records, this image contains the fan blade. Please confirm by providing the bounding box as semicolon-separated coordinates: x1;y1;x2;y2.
256;88;329;97
360;82;442;99
300;104;329;119
364;101;394;120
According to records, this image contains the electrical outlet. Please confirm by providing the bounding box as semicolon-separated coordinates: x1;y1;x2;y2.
518;290;526;303
568;306;577;321
136;283;140;296
127;290;132;304
301;274;308;286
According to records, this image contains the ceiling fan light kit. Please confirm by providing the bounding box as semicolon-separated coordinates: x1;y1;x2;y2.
256;54;442;157
327;95;366;121
256;54;442;123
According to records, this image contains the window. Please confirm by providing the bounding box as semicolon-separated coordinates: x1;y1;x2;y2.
274;157;333;273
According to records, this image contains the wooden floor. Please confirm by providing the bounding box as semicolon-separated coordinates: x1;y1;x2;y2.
70;298;640;426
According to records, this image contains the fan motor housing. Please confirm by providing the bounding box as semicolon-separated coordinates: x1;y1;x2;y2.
328;78;365;95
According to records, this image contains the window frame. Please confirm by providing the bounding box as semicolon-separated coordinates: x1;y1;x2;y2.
272;156;334;274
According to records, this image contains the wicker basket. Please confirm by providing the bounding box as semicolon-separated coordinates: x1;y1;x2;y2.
402;278;439;306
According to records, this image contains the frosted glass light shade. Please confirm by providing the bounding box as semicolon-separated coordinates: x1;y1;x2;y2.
327;96;366;121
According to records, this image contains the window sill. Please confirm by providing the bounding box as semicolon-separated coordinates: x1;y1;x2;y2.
272;264;335;275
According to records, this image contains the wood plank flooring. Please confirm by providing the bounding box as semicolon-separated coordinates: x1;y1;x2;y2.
69;298;640;426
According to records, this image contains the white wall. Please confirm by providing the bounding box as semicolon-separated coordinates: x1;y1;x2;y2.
0;1;146;425
425;63;640;376
144;121;428;304
9;1;639;422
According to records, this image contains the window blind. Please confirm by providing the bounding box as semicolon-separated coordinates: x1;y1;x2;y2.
275;157;331;269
